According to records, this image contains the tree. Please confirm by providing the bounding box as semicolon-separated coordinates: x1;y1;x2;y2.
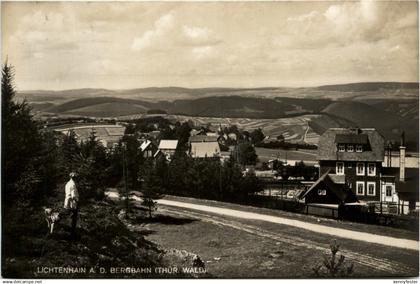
174;121;191;151
236;142;258;165
78;130;109;200
2;63;45;208
140;161;164;218
120;133;144;191
250;128;265;144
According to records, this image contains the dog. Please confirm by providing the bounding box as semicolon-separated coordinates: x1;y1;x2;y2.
43;207;61;234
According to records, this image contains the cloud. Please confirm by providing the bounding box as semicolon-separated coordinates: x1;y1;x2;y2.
131;11;221;52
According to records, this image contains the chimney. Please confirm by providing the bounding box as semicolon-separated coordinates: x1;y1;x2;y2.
399;145;406;182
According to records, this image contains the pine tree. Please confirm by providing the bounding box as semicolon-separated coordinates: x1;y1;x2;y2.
2;63;44;208
140;161;164;218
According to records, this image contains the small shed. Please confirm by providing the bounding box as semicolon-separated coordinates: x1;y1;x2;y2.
300;170;358;218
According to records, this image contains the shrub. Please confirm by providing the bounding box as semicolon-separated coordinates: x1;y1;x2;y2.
312;240;354;277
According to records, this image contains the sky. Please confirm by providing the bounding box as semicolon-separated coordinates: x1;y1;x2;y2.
1;0;419;90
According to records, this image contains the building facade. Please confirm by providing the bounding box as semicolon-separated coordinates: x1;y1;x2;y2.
317;128;385;203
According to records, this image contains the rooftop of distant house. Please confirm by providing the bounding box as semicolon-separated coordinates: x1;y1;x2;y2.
191;141;221;158
189;135;219;143
158;139;178;150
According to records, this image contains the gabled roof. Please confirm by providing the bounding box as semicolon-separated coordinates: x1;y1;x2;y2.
140;140;152;152
318;128;385;162
191;142;221;158
301;170;358;203
158;140;178;150
328;174;345;184
189;135;218;143
153;149;163;158
335;134;368;144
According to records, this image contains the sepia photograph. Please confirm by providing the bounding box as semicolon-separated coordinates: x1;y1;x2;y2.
1;0;419;280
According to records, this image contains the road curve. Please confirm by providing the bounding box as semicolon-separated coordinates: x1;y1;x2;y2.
157;199;419;251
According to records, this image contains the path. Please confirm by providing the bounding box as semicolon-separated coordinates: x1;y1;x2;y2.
159;206;417;275
157;199;419;251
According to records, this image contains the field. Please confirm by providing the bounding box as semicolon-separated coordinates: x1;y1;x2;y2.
166;114;320;145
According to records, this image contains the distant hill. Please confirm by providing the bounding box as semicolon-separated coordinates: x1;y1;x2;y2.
18;82;418;102
316;82;419;92
320;101;418;149
44;97;153;114
66;102;148;117
41;96;331;119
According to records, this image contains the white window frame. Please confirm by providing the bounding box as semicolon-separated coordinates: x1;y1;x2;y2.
367;182;376;196
356;181;365;196
385;185;393;197
338;144;345;152
356;145;363;152
347;145;354;152
356;162;365;176
367;163;376;176
336;162;345;175
318;189;326;196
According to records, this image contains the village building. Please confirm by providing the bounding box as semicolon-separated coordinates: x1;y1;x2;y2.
158;139;178;160
139;139;158;159
380;141;419;214
300;170;358;217
188;135;221;159
316;128;385;203
303;127;418;216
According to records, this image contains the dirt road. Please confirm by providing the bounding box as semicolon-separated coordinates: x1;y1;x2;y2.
157;198;419;251
159;206;417;275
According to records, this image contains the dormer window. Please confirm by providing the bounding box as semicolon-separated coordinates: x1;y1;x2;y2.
347;145;354;152
356;145;363;152
338;144;345;152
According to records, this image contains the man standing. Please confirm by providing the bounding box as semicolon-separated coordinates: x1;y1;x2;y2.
64;172;79;239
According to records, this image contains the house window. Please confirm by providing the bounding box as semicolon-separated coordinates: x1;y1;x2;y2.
356;163;365;176
347;145;354;152
318;189;326;196
356;181;365;195
386;186;393;197
338;144;345;152
367;163;376;176
336;162;344;175
356;145;363;152
367;182;376;196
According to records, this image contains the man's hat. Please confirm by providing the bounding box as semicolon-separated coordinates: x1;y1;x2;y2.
69;172;76;178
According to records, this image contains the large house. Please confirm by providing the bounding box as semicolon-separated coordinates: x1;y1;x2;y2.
317;128;385;202
303;127;418;216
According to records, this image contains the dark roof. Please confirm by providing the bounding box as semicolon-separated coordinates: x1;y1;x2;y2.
318;128;385;162
189;135;218;143
301;170;358;203
335;134;368;144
